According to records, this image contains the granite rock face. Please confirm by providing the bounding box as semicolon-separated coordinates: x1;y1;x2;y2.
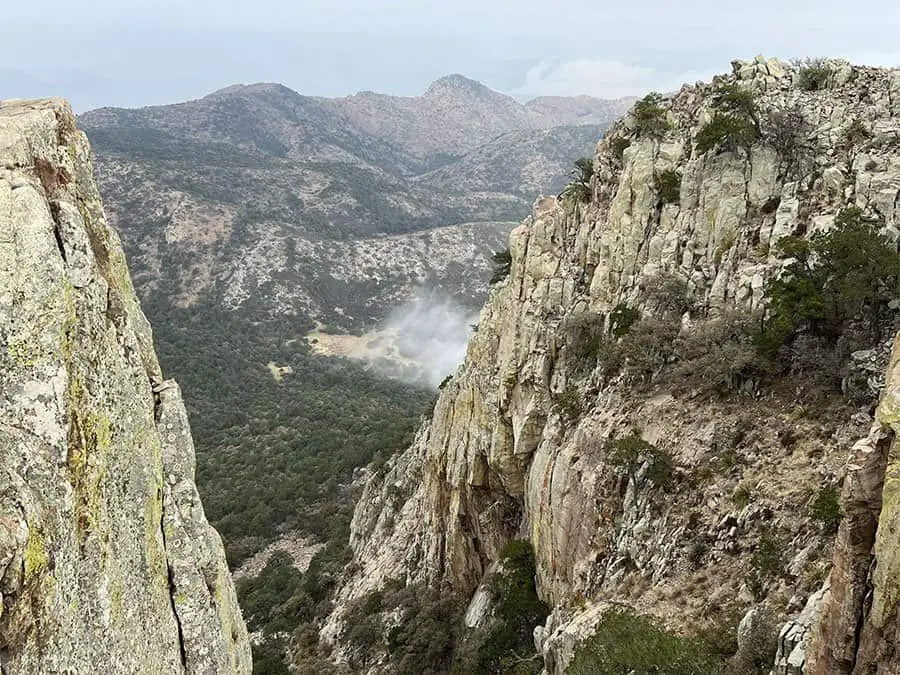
0;99;250;673
322;58;900;673
808;333;900;674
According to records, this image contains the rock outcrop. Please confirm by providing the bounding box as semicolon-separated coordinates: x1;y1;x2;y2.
323;57;900;673
807;333;900;674
0;99;251;673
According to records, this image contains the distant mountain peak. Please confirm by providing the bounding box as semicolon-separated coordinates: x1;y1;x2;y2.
424;74;495;98
207;82;298;99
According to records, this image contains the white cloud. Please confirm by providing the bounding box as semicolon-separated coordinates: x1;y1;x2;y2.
509;59;721;100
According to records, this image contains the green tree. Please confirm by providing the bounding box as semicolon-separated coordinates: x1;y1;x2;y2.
695;114;758;154
711;83;759;127
632;93;670;137
654;169;682;204
562;157;595;203
695;83;760;155
757;207;900;354
605;430;675;488
490;249;513;284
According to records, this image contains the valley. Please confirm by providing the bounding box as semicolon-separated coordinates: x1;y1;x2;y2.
7;3;900;674
78;76;627;671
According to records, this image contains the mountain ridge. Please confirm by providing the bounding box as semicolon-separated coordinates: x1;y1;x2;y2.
78;76;632;327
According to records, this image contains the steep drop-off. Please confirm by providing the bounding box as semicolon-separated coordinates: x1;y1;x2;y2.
0;99;251;673
325;57;900;673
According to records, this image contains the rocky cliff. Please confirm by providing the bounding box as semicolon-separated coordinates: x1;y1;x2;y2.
324;57;900;673
0;99;251;673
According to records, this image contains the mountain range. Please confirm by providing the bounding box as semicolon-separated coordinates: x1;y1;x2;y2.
79;75;633;325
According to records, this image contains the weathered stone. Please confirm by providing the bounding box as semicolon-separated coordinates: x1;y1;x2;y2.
322;60;900;673
0;99;250;673
773;585;830;674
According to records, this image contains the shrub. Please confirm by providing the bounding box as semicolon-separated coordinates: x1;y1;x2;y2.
597;341;626;380
553;384;584;425
841;118;873;150
733;484;752;509
695;605;744;662
618;317;680;381
609;303;641;337
670;315;771;395
610;137;631;162
565;312;607;366
747;527;786;598
796;58;830;91
490;248;512;284
655;169;682;204
810;484;842;534
606;430;675;488
632;92;670;137
642;272;693;317
567;608;723;675
490;541;549;631
757;206;900;355
766;106;811;174
387;587;463;675
562;157;594;203
341;583;465;674
696;113;758;154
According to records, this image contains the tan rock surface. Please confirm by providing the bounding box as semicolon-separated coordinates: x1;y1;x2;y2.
324;58;900;673
0;98;251;674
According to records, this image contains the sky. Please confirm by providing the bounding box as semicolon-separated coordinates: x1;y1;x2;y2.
2;0;899;111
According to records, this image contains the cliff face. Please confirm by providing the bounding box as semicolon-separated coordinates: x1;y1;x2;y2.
0;99;251;673
325;57;900;672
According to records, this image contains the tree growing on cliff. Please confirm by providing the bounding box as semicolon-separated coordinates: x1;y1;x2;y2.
632;92;670;137
765;105;812;176
695;114;758;154
654;168;682;205
490;248;512;285
562;157;595;203
695;83;760;155
756;207;900;355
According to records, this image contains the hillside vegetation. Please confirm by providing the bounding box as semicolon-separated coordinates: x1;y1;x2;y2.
80;77;628;671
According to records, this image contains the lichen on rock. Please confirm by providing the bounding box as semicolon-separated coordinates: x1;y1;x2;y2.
0;98;250;673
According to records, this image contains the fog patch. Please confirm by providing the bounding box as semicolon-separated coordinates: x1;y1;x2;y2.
386;291;478;388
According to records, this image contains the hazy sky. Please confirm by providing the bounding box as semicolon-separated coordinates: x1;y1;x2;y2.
2;0;899;111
